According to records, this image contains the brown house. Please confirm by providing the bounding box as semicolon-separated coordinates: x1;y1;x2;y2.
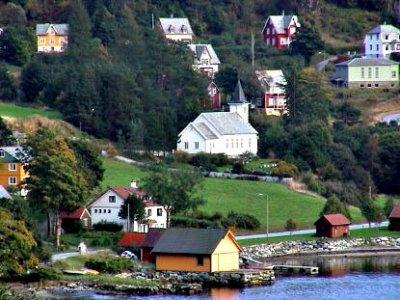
139;228;165;263
152;228;242;272
389;204;400;231
315;214;350;238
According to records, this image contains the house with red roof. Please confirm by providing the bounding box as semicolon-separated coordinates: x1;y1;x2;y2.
388;204;400;231
60;207;91;233
261;12;300;49
88;180;167;232
314;214;351;238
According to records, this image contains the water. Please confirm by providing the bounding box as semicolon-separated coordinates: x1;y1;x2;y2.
51;254;400;300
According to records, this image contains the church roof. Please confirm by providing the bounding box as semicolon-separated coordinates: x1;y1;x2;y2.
200;112;257;135
229;80;247;103
193;122;219;139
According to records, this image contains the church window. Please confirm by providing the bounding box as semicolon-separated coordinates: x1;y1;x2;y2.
184;142;188;149
195;142;199;149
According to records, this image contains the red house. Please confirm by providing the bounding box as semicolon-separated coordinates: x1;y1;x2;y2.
389;204;400;231
207;81;221;109
139;228;165;263
315;214;350;238
261;13;300;49
60;207;91;232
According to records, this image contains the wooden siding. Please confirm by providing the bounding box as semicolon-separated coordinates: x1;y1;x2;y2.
155;254;211;272
0;162;27;187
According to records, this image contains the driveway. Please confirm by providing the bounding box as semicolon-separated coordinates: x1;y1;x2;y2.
51;249;107;262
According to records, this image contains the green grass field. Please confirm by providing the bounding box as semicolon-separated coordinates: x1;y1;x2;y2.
239;227;400;246
101;158;364;232
0;102;61;119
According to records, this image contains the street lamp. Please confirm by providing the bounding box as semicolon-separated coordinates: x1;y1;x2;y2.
258;193;269;238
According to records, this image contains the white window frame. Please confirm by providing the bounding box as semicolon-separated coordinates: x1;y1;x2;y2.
9;163;16;171
0;149;4;157
147;209;152;217
157;208;163;216
184;142;189;150
8;176;17;185
195;142;199;150
109;195;116;203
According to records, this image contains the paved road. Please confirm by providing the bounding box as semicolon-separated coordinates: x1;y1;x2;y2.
315;56;338;72
51;249;106;262
236;221;389;240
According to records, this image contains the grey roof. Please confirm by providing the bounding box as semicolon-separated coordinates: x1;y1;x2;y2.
230;80;247;103
200;112;258;135
151;228;228;255
262;14;300;34
193;122;218;139
188;44;221;64
159;18;193;35
0;146;28;161
0;185;11;199
367;24;400;35
36;23;68;35
336;58;399;67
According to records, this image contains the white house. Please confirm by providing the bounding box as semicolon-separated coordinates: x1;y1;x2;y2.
159;17;193;43
188;44;220;77
364;24;400;58
177;80;258;157
88;180;167;232
255;70;287;116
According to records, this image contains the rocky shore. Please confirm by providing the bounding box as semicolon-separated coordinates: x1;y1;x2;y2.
244;237;400;260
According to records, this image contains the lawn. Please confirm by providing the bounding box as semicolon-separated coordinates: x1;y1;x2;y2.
239;227;400;246
101;158;364;232
0;101;61;119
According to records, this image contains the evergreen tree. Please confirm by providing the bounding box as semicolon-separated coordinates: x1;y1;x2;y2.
118;194;146;231
0;117;14;146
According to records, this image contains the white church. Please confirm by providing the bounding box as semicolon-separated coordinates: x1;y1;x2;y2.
177;80;258;157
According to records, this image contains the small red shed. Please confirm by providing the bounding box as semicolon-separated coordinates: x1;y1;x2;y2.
139;228;165;263
60;207;91;233
388;204;400;231
315;214;351;238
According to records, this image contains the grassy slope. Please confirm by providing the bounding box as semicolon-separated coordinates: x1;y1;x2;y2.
240;227;400;246
101;158;364;231
0;102;61;119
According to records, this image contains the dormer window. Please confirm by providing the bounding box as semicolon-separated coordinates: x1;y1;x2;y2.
181;25;187;33
168;25;175;33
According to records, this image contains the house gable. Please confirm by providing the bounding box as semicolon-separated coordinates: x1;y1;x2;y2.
89;189;124;209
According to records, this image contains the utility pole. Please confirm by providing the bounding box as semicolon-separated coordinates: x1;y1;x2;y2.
151;13;154;29
127;203;130;232
266;194;269;238
251;31;255;68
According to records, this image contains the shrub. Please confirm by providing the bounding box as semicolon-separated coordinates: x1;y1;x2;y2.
62;220;85;234
173;150;190;163
171;216;217;229
25;266;61;282
92;221;123;232
163;153;175;164
225;212;261;230
271;161;298;178
190;153;230;171
232;162;245;174
85;257;133;274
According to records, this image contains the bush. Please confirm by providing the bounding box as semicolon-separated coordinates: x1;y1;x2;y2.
190;153;230;171
85;257;133;274
224;212;261;230
24;266;61;282
232;162;245;174
171;216;217;229
93;221;123;232
173;150;190;163
271;161;298;178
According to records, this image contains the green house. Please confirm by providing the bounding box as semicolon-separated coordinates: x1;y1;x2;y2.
333;58;399;88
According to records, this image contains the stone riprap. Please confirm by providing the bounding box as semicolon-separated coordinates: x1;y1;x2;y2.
244;237;400;260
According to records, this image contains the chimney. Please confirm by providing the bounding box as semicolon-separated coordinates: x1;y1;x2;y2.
282;10;285;16
130;179;138;189
170;13;174;18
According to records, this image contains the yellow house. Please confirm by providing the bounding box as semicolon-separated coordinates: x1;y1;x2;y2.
36;23;69;53
152;228;242;272
0;147;28;188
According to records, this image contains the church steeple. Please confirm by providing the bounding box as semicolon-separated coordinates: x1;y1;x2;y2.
228;80;250;122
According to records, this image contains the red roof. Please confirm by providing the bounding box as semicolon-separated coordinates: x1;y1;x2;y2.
119;232;146;248
112;186;147;199
318;214;351;226
389;204;400;219
140;228;165;248
60;207;88;219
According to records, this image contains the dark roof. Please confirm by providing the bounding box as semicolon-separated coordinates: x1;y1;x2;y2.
335;58;398;67
229;80;247;103
119;232;146;248
60;207;89;219
389;204;400;219
315;214;351;226
140;228;166;248
151;228;229;255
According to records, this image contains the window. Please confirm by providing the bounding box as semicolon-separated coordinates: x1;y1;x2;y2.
369;45;372;51
375;84;379;87
94;209;98;213
236;139;239;148
360;84;365;88
201;59;209;65
376;44;379;51
361;68;365;79
392;71;397;78
9;163;16;171
8;177;17;185
184;142;189;150
108;209;111;213
385;35;389;40
240;139;243;148
231;139;234;148
226;139;229;149
195;142;199;150
103;209;107;213
367;84;372;88
249;138;251;148
197;255;204;266
0;149;4;157
147;209;152;217
368;67;372;78
375;67;379;78
385;45;389;50
109;195;116;203
157;208;163;216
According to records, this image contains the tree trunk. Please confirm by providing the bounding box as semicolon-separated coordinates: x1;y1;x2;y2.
47;212;52;237
55;211;62;250
166;208;171;228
